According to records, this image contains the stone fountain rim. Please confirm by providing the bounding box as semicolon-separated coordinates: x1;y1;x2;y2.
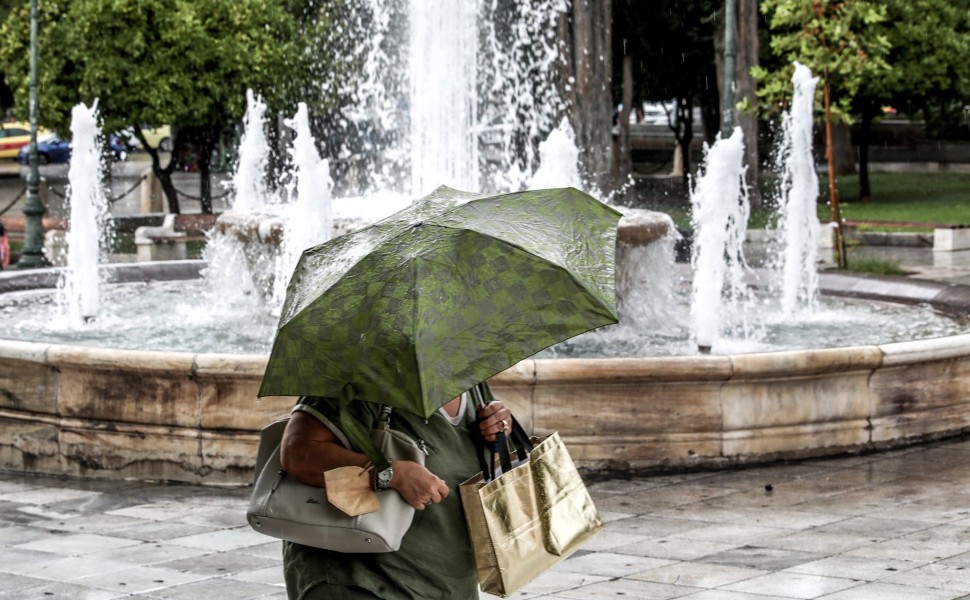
2;259;969;375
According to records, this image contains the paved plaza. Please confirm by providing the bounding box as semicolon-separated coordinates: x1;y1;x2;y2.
2;434;970;599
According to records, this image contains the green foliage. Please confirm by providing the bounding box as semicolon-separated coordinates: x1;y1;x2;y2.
0;0;330;134
753;0;891;122
865;0;970;138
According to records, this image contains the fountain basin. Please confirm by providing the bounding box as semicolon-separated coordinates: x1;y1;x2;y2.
2;263;969;482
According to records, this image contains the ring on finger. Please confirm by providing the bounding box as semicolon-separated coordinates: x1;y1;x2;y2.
500;418;509;432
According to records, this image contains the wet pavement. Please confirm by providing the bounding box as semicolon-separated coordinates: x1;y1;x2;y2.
4;434;970;599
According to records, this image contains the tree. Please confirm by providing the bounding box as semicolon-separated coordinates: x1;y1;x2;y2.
0;0;319;213
853;0;970;200
754;0;890;269
560;0;614;194
0;0;14;113
612;0;721;188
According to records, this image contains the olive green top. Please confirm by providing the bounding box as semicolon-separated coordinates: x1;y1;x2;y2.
282;396;482;600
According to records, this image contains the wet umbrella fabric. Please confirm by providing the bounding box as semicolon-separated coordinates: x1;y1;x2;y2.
258;186;621;419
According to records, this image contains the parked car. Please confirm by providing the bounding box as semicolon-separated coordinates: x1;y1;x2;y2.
119;125;172;152
16;133;129;165
0;122;36;159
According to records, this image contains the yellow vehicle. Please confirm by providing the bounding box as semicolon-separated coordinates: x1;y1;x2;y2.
0;122;52;159
121;125;172;152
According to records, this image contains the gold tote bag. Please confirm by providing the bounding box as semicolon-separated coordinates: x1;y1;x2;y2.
459;429;603;597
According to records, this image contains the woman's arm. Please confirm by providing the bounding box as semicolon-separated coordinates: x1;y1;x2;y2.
279;410;449;510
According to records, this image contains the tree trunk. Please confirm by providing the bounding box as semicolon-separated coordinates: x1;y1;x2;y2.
618;54;633;184
559;0;613;194
196;127;217;215
831;121;856;175
736;0;760;207
135;124;180;214
858;104;876;202
674;96;694;188
823;77;847;269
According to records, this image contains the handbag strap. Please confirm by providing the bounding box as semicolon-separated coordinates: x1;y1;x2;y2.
337;383;392;472
470;382;532;481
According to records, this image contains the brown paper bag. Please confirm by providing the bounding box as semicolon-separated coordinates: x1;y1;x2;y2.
325;466;380;517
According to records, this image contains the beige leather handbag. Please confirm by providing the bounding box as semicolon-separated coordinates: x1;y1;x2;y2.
247;407;425;552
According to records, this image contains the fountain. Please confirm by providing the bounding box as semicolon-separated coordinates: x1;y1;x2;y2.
688;127;750;353
775;62;822;316
62;101;109;325
2;29;970;482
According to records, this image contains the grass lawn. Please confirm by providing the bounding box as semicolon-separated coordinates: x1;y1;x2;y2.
817;172;970;229
649;172;969;232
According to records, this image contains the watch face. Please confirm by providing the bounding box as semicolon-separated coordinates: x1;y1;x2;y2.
377;466;393;489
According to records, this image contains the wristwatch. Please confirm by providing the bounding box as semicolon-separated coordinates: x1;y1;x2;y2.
374;460;393;491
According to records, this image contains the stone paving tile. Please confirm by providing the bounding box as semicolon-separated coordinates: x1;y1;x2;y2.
839;536;970;562
0;523;56;545
553;576;703;599
106;520;221;542
0;581;129;599
0;573;47;594
611;536;742;561
136;576;283;599
667;522;789;546
15;531;143;556
0;546;69;574
652;503;766;524
13;555;134;582
735;508;846;530
814;581;965;599
719;572;862;599
164;526;271;552
697;545;827;571
550;550;674;578
86;541;213;566
756;530;890;555
156;550;281;577
227;564;287;586
27;512;149;534
880;562;970;592
236;541;285;560
484;571;607;598
605;514;711;537
783;555;926;581
73;565;210;594
0;487;102;505
670;591;794;600
629;560;768;588
579;528;653;551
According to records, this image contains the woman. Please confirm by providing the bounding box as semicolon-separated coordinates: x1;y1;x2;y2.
279;391;514;600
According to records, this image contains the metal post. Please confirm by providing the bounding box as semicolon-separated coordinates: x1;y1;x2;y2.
17;0;51;269
720;0;738;138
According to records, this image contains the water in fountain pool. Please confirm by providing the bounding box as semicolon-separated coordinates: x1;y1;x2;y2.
2;276;965;356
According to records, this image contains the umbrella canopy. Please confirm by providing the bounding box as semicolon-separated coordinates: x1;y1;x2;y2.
258;186;622;418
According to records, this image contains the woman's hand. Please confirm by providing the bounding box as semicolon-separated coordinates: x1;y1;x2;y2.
477;400;513;442
389;460;449;510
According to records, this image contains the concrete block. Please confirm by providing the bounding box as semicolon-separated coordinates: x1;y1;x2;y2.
934;227;970;252
135;214;187;262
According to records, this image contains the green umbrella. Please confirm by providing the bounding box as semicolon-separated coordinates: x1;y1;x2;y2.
258;185;621;419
